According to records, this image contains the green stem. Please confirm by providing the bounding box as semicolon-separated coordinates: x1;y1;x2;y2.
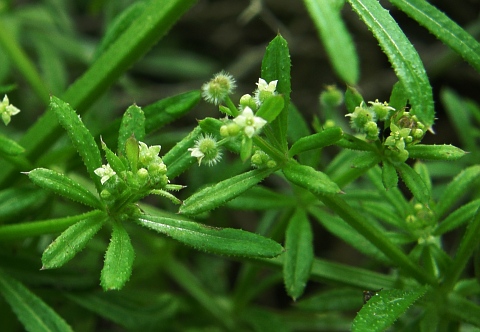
163;257;236;330
253;136;287;164
0;21;50;105
317;194;437;285
442;207;480;292
0;210;103;241
225;96;240;117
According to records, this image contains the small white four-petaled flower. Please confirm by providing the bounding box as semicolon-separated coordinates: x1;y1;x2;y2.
233;106;267;138
94;164;116;184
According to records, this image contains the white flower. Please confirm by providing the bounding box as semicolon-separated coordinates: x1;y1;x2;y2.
256;78;278;93
138;141;161;165
254;78;278;106
0;95;21;126
94;164;116;184
233;107;267;138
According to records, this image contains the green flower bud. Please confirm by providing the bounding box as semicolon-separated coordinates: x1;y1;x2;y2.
320;85;343;108
239;94;257;111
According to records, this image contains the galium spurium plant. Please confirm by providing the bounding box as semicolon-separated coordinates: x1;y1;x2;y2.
1;0;480;331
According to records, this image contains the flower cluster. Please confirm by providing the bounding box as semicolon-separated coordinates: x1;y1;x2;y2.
95;139;180;209
0;95;21;126
345;100;394;141
384;110;425;163
192;73;277;166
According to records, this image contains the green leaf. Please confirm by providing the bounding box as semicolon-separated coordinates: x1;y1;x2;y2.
407;144;467;161
0;210;104;241
382;160;399;190
162;126;202;179
434;199;480;236
42;211;107;269
227;186;296;210
101;221;135;291
125;135;140;173
0;269;73;332
352;287;428;332
388;0;480;72
335;133;375;151
50;96;103;192
134;213;284;258
389;81;408;111
435;165;480;219
288;126;343;157
179;168;275;216
118;105;145;155
284;208;314;300
350;151;382;169
296;288;363;312
0;187;46;223
255;95;284;123
441;88;476;152
303;0;359;84
347;0;434;128
310;207;390;264
27;168;102;209
283;159;341;195
144;90;201;133
0;134;24;156
261;35;291;151
101;140;128;174
344;85;364;113
443;207;480;291
395;162;430;204
65;292;178;330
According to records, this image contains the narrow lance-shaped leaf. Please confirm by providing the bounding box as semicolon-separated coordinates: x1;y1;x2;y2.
350;151;381;169
434;199;480;236
27;168;102;209
288;126;343;157
101;221;135;291
50;96;103;192
144;90;201;133
303;0;359;84
0;270;73;332
261;35;291;151
382;160;399;190
347;0;434;128
395;162;430;205
101;139;128;174
352;287;428;332
283;159;341;195
118;104;145;155
179;168;275;216
389;81;408;111
284;208;314;300
388;0;480;72
134;213;284;258
256;95;284;123
0;134;24;156
344;85;364;113
435;165;480;219
407;144;467;161
42;211;107;269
